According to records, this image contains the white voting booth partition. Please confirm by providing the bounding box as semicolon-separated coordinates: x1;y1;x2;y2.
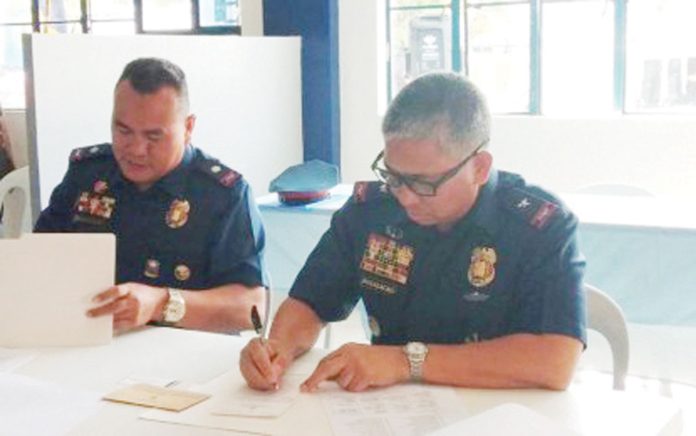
23;33;303;221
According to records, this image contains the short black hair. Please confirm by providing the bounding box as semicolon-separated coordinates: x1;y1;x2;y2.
117;57;189;108
382;72;490;157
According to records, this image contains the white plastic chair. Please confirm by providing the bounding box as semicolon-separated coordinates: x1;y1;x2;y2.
0;166;32;238
585;283;630;390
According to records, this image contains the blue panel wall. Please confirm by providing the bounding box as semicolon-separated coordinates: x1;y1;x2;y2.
263;0;341;166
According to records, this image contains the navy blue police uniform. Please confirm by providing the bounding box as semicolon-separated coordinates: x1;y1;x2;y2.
289;169;586;346
35;143;268;290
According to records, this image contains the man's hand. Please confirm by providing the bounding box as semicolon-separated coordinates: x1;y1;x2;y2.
87;283;168;331
240;338;294;391
301;343;410;393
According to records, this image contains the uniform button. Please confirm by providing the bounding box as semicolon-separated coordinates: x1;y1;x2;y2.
174;264;191;281
143;259;160;278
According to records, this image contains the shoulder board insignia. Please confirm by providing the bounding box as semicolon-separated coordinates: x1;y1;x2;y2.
69;144;111;163
195;159;241;188
353;181;385;203
500;188;560;230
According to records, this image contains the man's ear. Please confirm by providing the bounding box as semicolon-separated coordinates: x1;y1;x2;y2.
473;151;493;185
184;114;196;144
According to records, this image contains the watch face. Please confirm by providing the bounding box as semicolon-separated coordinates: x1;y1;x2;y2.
164;290;186;323
166;302;185;321
407;342;427;356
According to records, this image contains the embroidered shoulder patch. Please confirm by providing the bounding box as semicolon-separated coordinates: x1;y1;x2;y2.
353;181;384;203
500;188;560;230
196;159;241;188
69;144;112;163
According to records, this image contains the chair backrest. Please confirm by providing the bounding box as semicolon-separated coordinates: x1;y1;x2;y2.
0;166;32;238
584;283;630;390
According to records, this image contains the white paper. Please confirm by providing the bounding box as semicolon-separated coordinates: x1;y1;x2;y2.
0;233;114;347
320;383;463;436
141;370;305;434
0;372;102;436
210;374;301;417
0;348;38;372
142;369;465;436
427;403;581;436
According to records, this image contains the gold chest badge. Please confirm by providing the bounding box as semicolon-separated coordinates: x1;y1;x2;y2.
468;246;497;288
166;199;190;229
360;234;415;285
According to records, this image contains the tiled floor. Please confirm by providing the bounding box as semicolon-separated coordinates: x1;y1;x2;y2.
323;314;696;435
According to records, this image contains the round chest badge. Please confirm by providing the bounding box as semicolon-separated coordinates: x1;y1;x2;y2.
467;246;497;288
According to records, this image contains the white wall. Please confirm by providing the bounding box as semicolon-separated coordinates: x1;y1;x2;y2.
491;116;696;199
339;0;385;183
338;0;696;199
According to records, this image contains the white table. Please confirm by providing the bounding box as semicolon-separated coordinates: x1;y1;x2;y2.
7;328;683;435
258;187;696;326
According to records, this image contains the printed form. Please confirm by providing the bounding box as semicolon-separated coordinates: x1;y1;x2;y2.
320;384;464;436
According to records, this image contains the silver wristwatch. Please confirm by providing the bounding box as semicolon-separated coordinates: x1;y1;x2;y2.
403;341;429;381
161;288;186;325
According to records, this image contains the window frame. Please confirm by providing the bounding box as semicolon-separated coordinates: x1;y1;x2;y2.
0;1;242;37
386;0;633;115
0;0;241;109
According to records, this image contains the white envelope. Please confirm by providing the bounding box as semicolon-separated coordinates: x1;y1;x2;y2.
0;233;114;347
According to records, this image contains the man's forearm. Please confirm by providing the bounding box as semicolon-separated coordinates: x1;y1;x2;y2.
269;298;324;360
423;333;583;390
175;284;266;333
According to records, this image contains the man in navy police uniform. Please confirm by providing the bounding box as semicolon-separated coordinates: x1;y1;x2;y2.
240;72;585;392
35;58;268;333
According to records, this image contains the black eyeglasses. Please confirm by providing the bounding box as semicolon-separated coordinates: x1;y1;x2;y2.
371;141;487;197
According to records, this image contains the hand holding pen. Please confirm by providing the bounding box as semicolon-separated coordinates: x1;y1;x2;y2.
241;305;283;390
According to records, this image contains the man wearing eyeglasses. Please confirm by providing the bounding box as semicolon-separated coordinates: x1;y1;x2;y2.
240;72;585;392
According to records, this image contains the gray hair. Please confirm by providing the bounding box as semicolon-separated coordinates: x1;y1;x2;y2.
117;57;190;113
382;72;490;157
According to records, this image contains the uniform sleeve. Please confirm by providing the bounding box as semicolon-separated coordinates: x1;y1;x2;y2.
510;211;587;345
34;166;78;232
289;205;362;323
207;182;269;288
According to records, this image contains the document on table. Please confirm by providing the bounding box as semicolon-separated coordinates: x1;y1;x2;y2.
103;383;210;412
210;379;298;417
320;383;464;436
141;369;305;434
0;372;101;436
426;403;581;436
142;366;466;435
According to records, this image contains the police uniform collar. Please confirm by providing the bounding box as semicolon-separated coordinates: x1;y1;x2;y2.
111;145;194;195
451;168;500;231
154;145;195;197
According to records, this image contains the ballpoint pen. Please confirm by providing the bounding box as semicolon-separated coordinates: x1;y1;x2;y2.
250;305;279;389
250;305;264;343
